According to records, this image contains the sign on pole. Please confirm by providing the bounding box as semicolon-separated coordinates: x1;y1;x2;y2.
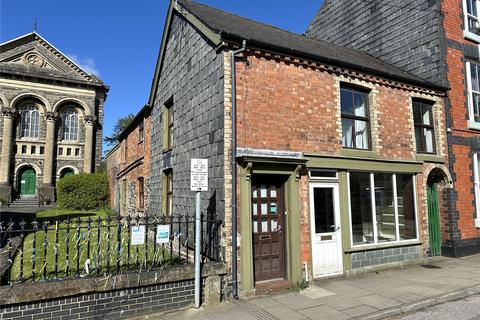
190;158;208;191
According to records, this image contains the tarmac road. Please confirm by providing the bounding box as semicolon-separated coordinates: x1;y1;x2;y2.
389;294;480;320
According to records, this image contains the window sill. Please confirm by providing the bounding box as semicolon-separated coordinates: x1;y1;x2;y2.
464;30;480;43
468;120;480;131
344;240;422;253
416;154;445;163
162;148;173;154
340;149;377;159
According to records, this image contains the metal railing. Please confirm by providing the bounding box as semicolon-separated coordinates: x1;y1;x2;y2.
0;213;222;286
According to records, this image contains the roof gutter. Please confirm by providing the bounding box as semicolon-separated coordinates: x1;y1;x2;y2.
231;39;247;300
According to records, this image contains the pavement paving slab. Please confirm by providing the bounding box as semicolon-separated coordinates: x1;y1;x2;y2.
136;255;480;320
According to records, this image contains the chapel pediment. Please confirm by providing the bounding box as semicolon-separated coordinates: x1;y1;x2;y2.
0;32;103;85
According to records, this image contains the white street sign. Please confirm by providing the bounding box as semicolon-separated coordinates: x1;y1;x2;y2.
190;158;208;191
131;225;145;245
156;225;170;244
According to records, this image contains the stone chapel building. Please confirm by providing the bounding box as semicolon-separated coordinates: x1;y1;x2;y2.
0;32;108;204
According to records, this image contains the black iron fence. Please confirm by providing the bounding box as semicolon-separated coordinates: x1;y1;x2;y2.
0;214;222;286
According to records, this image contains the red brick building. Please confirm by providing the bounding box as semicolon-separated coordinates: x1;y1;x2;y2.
147;0;451;296
106;104;151;216
306;0;480;257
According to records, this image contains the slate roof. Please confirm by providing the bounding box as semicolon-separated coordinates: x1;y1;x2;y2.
177;0;447;91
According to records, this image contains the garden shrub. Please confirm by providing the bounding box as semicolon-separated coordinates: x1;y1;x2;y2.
57;173;109;210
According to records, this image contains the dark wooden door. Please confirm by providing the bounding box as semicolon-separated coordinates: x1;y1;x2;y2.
252;176;285;282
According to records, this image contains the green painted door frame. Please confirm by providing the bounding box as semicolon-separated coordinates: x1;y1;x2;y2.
427;183;441;256
20;168;36;196
239;160;304;295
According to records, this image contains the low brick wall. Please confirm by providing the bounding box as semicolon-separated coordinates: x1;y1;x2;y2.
0;263;226;320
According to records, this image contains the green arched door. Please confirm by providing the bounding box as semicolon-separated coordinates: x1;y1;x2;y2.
427;183;441;256
20;168;36;196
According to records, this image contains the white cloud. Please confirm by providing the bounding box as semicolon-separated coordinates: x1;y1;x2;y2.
67;54;101;77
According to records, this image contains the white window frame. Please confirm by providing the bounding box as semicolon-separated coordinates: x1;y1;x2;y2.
21;106;40;139
466;62;480;130
463;0;480;42
348;172;419;248
61;109;79;141
473;153;480;227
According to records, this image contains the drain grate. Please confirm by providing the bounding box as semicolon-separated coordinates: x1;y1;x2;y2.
421;264;442;269
234;300;280;320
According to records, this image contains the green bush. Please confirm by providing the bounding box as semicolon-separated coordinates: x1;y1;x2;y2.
56;173;110;210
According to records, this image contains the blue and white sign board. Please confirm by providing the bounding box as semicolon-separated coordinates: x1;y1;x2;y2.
190;158;208;191
156;225;170;244
131;225;145;245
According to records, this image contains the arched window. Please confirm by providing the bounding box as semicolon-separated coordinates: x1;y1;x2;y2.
21;106;40;138
60;168;75;178
62;109;79;140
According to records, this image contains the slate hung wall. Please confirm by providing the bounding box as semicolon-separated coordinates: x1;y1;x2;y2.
149;13;225;220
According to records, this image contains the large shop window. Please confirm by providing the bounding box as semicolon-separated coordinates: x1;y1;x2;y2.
341;86;371;150
349;172;417;246
413;99;436;154
467;61;480;128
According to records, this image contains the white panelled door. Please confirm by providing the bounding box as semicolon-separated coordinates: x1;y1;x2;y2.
309;183;343;278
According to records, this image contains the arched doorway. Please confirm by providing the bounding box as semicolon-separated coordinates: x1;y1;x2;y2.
19;167;37;196
427;168;448;256
60;168;75;178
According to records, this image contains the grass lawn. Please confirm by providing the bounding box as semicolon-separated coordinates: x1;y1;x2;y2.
9;208;176;283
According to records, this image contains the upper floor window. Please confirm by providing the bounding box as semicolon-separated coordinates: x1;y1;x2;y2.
21;106;40;138
139;120;144;143
464;0;480;41
163;99;173;151
163;170;173;216
61;109;79;141
341;86;370;150
413;99;436;154
466;62;480;129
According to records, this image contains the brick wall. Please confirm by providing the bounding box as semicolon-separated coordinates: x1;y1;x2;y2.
235;52;444;160
106;109;152;216
0;279;201;320
234;50;447;271
441;0;480;248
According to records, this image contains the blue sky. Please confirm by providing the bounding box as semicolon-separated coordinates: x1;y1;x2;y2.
1;0;322;151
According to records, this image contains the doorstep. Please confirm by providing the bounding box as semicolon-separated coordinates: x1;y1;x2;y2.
254;278;292;296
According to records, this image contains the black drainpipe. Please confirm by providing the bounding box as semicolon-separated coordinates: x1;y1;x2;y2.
231;40;247;300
